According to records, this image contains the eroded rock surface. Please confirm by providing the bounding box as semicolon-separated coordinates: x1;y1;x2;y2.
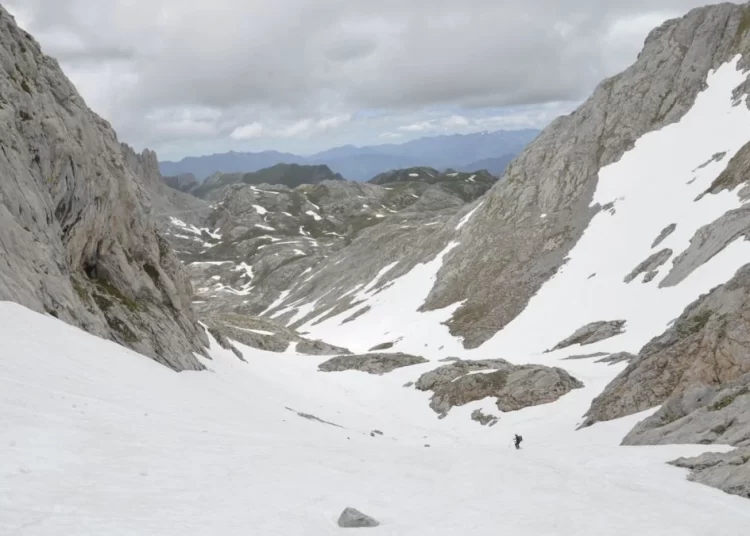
583;264;750;428
415;359;583;416
551;321;626;351
318;353;428;374
0;8;207;370
670;449;750;500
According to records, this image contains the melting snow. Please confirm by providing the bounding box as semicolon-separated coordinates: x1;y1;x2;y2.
456;202;484;230
253;205;268;215
306;210;322;221
409;173;419;177
477;55;750;359
255;224;276;232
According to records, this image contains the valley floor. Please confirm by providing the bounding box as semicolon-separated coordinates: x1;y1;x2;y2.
2;302;749;535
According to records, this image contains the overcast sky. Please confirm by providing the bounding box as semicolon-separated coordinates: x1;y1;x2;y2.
6;0;711;160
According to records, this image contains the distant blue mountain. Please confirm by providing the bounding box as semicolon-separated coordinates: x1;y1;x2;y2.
159;129;540;181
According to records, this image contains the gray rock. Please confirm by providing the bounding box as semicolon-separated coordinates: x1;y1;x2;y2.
551;320;626;351
203;313;350;355
415;359;583;416
471;409;499;426
622;375;750;446
624;249;673;283
652;223;677;248
563;352;610;361
337;507;380;528
0;8;208;370
583;264;750;428
206;326;245;361
318;353;428;374
595;352;636;365
669;449;750;499
660;206;750;288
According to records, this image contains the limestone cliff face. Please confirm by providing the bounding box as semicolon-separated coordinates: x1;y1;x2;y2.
0;7;208;370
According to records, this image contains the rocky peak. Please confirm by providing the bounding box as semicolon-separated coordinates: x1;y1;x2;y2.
0;7;208;369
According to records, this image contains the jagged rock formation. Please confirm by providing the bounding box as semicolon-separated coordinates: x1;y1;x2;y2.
550;320;627;351
0;7;207;370
414;359;583;416
583;263;750;428
318;353;428;374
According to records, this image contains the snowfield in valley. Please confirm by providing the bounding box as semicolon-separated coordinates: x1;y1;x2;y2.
2;302;750;535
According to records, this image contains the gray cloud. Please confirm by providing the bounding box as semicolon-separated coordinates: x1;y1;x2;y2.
4;0;712;157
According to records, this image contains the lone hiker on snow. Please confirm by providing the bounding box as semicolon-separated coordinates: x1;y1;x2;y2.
514;434;523;449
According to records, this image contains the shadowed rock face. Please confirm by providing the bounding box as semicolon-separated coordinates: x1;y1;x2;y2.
318;353;428;374
0;7;207;370
414;359;584;416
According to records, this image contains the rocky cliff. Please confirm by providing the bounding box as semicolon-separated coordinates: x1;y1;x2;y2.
0;7;208;370
252;3;750;353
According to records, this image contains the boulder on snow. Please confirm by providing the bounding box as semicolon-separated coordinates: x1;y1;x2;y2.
415;359;583;417
337;507;380;528
318;352;428;374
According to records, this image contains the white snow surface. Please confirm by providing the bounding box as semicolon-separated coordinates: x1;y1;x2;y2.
254;223;276;232
253;204;268;215
2;302;750;535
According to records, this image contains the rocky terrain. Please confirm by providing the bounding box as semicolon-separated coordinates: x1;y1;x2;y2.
0;7;208;370
8;0;750;509
260;3;750;354
156;166;496;322
413;359;584;417
189;163;345;198
318;352;428;374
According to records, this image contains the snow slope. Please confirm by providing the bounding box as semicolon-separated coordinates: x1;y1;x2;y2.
3;301;750;535
294;56;750;363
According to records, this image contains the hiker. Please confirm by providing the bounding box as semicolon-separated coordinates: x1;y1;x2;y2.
514;434;523;449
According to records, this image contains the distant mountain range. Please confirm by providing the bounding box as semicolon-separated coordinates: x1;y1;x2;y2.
159;129;539;182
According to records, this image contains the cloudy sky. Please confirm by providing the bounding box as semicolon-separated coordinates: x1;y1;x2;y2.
6;0;709;161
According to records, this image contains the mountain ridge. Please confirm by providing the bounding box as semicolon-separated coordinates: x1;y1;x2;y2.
158;129;539;181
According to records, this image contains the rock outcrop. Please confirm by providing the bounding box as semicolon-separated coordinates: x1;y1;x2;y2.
204;313;350;355
414;359;583;416
318;353;428;374
0;7;208;370
337;507;380;528
550;320;627;351
583;264;750;428
669;449;750;499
